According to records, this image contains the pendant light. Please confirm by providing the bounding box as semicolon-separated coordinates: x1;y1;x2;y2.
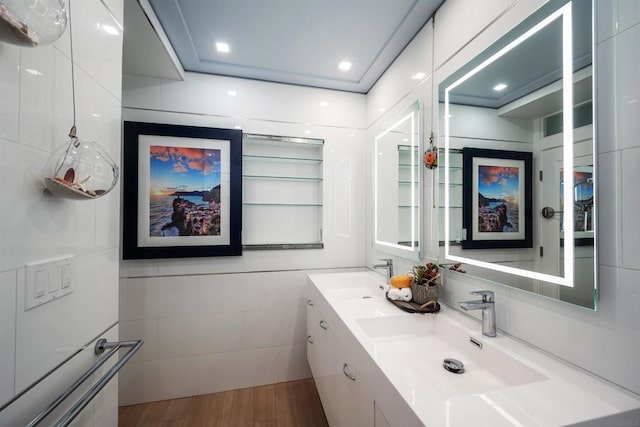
43;0;119;200
0;0;67;46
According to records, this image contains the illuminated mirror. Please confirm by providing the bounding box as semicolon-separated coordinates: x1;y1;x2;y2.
374;100;421;260
439;0;596;309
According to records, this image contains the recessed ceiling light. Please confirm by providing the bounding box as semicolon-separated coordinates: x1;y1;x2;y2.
412;72;427;80
234;125;242;129
305;130;311;134
216;42;230;53
227;90;237;96
338;60;352;71
493;83;508;91
25;68;42;76
320;101;329;107
378;108;386;112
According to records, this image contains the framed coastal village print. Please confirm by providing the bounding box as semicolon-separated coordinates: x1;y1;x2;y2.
123;121;242;259
462;147;532;249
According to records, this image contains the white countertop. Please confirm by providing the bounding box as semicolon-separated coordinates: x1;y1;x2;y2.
309;271;640;426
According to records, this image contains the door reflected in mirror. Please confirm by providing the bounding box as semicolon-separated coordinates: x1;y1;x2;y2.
374;100;421;260
439;0;596;309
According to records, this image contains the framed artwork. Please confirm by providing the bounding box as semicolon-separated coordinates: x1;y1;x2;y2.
122;121;242;259
462;148;532;249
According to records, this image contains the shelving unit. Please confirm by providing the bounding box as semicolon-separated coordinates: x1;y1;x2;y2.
396;146;419;245
438;149;464;243
242;134;324;249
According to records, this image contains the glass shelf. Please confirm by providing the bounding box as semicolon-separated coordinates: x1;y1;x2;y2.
243;154;323;164
398;180;418;185
242;133;324;249
243;175;322;182
243;202;323;207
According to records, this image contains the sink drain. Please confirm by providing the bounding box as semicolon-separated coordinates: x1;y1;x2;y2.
443;358;465;374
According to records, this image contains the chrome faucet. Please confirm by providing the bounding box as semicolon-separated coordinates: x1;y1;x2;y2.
460;290;496;337
372;258;394;283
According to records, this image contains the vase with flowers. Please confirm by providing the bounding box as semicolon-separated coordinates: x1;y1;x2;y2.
410;262;441;306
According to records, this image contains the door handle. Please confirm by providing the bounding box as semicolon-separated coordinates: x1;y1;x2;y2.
541;206;563;218
343;363;356;381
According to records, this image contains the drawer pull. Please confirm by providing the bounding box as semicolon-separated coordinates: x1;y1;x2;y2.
343;363;356;381
319;320;329;330
307;335;314;344
307;299;314;306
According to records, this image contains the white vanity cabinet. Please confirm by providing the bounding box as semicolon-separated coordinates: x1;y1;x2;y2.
307;272;640;426
306;291;374;426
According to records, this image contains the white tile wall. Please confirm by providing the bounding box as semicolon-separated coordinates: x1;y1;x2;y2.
429;0;640;397
618;0;640;32
118;356;199;405
116;0;640;408
0;0;123;424
0;325;119;426
0;271;17;405
0;43;19;143
120;69;366;403
621;148;640;269
433;0;511;70
118;268;355;404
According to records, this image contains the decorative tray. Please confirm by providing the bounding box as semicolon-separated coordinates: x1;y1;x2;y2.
385;292;440;314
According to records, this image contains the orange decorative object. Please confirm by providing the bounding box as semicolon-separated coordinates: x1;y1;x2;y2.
390;274;413;288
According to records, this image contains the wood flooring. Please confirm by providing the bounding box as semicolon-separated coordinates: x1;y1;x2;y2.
118;379;328;427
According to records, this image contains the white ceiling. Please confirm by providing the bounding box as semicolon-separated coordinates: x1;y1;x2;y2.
123;0;444;93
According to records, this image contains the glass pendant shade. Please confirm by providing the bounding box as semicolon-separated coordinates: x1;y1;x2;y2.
44;137;119;200
0;0;67;47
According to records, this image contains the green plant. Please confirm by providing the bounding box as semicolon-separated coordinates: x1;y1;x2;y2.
411;262;440;286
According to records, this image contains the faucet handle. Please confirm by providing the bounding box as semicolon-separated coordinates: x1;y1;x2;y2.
470;290;494;302
378;258;392;265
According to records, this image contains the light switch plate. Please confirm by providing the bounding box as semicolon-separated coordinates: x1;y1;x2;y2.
25;256;74;311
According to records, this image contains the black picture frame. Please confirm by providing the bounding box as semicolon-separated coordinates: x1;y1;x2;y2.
122;121;242;259
462;147;532;249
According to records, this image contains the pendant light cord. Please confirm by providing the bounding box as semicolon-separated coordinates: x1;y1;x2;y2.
52;1;78;180
67;0;77;143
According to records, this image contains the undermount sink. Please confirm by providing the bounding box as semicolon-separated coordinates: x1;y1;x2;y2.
356;314;548;397
325;286;376;300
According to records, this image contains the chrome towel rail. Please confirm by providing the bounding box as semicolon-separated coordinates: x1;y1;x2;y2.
27;338;143;427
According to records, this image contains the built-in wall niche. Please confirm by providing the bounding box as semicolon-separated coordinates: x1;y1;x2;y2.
439;0;597;309
242;134;324;249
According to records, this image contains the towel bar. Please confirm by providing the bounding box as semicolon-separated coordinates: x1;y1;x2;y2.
27;338;143;427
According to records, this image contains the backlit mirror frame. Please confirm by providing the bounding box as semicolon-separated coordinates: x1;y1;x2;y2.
374;100;422;260
443;3;579;287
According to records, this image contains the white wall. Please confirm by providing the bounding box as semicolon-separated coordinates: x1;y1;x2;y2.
0;0;123;424
117;0;640;407
431;0;640;397
366;20;438;278
119;72;367;404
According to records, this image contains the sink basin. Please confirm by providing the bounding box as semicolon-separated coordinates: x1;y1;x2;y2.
325;287;377;300
356;314;548;397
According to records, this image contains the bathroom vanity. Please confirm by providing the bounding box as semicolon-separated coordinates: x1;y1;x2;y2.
307;272;640;426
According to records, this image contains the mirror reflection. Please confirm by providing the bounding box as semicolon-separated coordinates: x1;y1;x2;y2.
375;100;421;260
439;0;596;309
